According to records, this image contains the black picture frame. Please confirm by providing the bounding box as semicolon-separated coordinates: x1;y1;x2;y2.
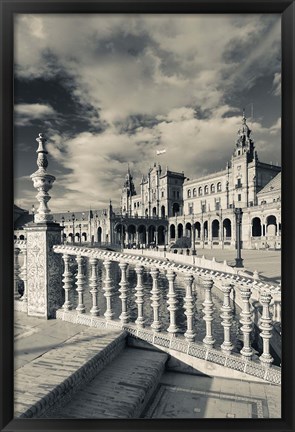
1;1;294;431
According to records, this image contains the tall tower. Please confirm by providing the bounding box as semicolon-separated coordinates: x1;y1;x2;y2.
121;166;137;216
231;112;256;207
233;111;255;162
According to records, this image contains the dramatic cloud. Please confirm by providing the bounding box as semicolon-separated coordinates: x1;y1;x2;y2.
14;103;57;126
13;14;281;211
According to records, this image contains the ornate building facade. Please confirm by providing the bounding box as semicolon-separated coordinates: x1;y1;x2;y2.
14;114;281;251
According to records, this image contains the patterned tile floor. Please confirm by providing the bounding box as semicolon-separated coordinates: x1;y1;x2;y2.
143;372;281;418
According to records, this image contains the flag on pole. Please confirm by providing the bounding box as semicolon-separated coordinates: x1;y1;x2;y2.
156;149;166;156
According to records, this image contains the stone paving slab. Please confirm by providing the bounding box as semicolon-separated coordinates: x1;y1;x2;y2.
49;348;168;419
14;316;126;418
14;311;89;370
144;371;281;418
196;248;281;283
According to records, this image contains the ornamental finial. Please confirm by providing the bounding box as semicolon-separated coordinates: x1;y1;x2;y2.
30;133;56;223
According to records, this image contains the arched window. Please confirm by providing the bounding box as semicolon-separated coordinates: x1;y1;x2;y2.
217;182;222;192
211;184;215;193
204;185;209;195
198;187;203;196
187;189;191;198
193;188;196;197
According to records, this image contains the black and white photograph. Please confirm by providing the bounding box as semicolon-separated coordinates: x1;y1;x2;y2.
12;11;283;421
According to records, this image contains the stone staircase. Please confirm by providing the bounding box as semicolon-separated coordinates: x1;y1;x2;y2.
46;347;168;418
14;325;168;419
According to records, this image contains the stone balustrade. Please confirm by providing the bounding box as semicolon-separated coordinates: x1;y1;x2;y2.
49;245;281;382
14;240;28;312
13;242;281;383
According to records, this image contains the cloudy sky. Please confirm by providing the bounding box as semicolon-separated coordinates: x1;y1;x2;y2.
14;14;281;212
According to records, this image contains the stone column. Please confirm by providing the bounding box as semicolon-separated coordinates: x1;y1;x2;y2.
220;281;233;354
103;260;114;320
25;133;63;318
14;247;21;300
89;257;100;316
62;254;73;311
135;265;145;328
202;277;215;347
150;267;161;332
239;285;253;360
191;224;196;255
259;292;274;367
184;274;196;342
155;228;158;246
166;269;178;336
119;261;129;324
75;255;86;313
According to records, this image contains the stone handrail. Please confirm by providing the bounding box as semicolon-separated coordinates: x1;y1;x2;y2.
50;244;281;384
14;241;281;324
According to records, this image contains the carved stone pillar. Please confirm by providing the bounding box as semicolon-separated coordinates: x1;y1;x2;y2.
89;257;100;316
220;281;233;354
62;254;73;311
14;247;21;300
150;267;161;332
184;274;195;342
202;277;215;347
20;249;28;302
25;133;63;318
135;265;145;328
75;255;86;313
239;285;253;359
25;224;63;318
259;292;274;367
166;269;178;336
119;261;129;324
103;260;114;320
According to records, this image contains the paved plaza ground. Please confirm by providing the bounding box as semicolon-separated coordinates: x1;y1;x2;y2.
14;312;281;419
196;248;281;283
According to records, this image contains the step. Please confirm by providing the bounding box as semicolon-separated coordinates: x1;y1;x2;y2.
14;327;126;418
46;347;168;419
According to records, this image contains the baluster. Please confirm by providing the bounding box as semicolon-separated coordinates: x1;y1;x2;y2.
202;277;215;347
259;292;274;367
119;261;129;324
275;300;281;323
239;285;253;359
103;260;114;320
184;274;195;342
272;292;281;322
20;249;28;302
75;255;86;313
89;257;100;316
62;253;73;310
135;265;145;328
166;269;178;336
14;247;21;299
150;267;161;332
220;281;233;354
